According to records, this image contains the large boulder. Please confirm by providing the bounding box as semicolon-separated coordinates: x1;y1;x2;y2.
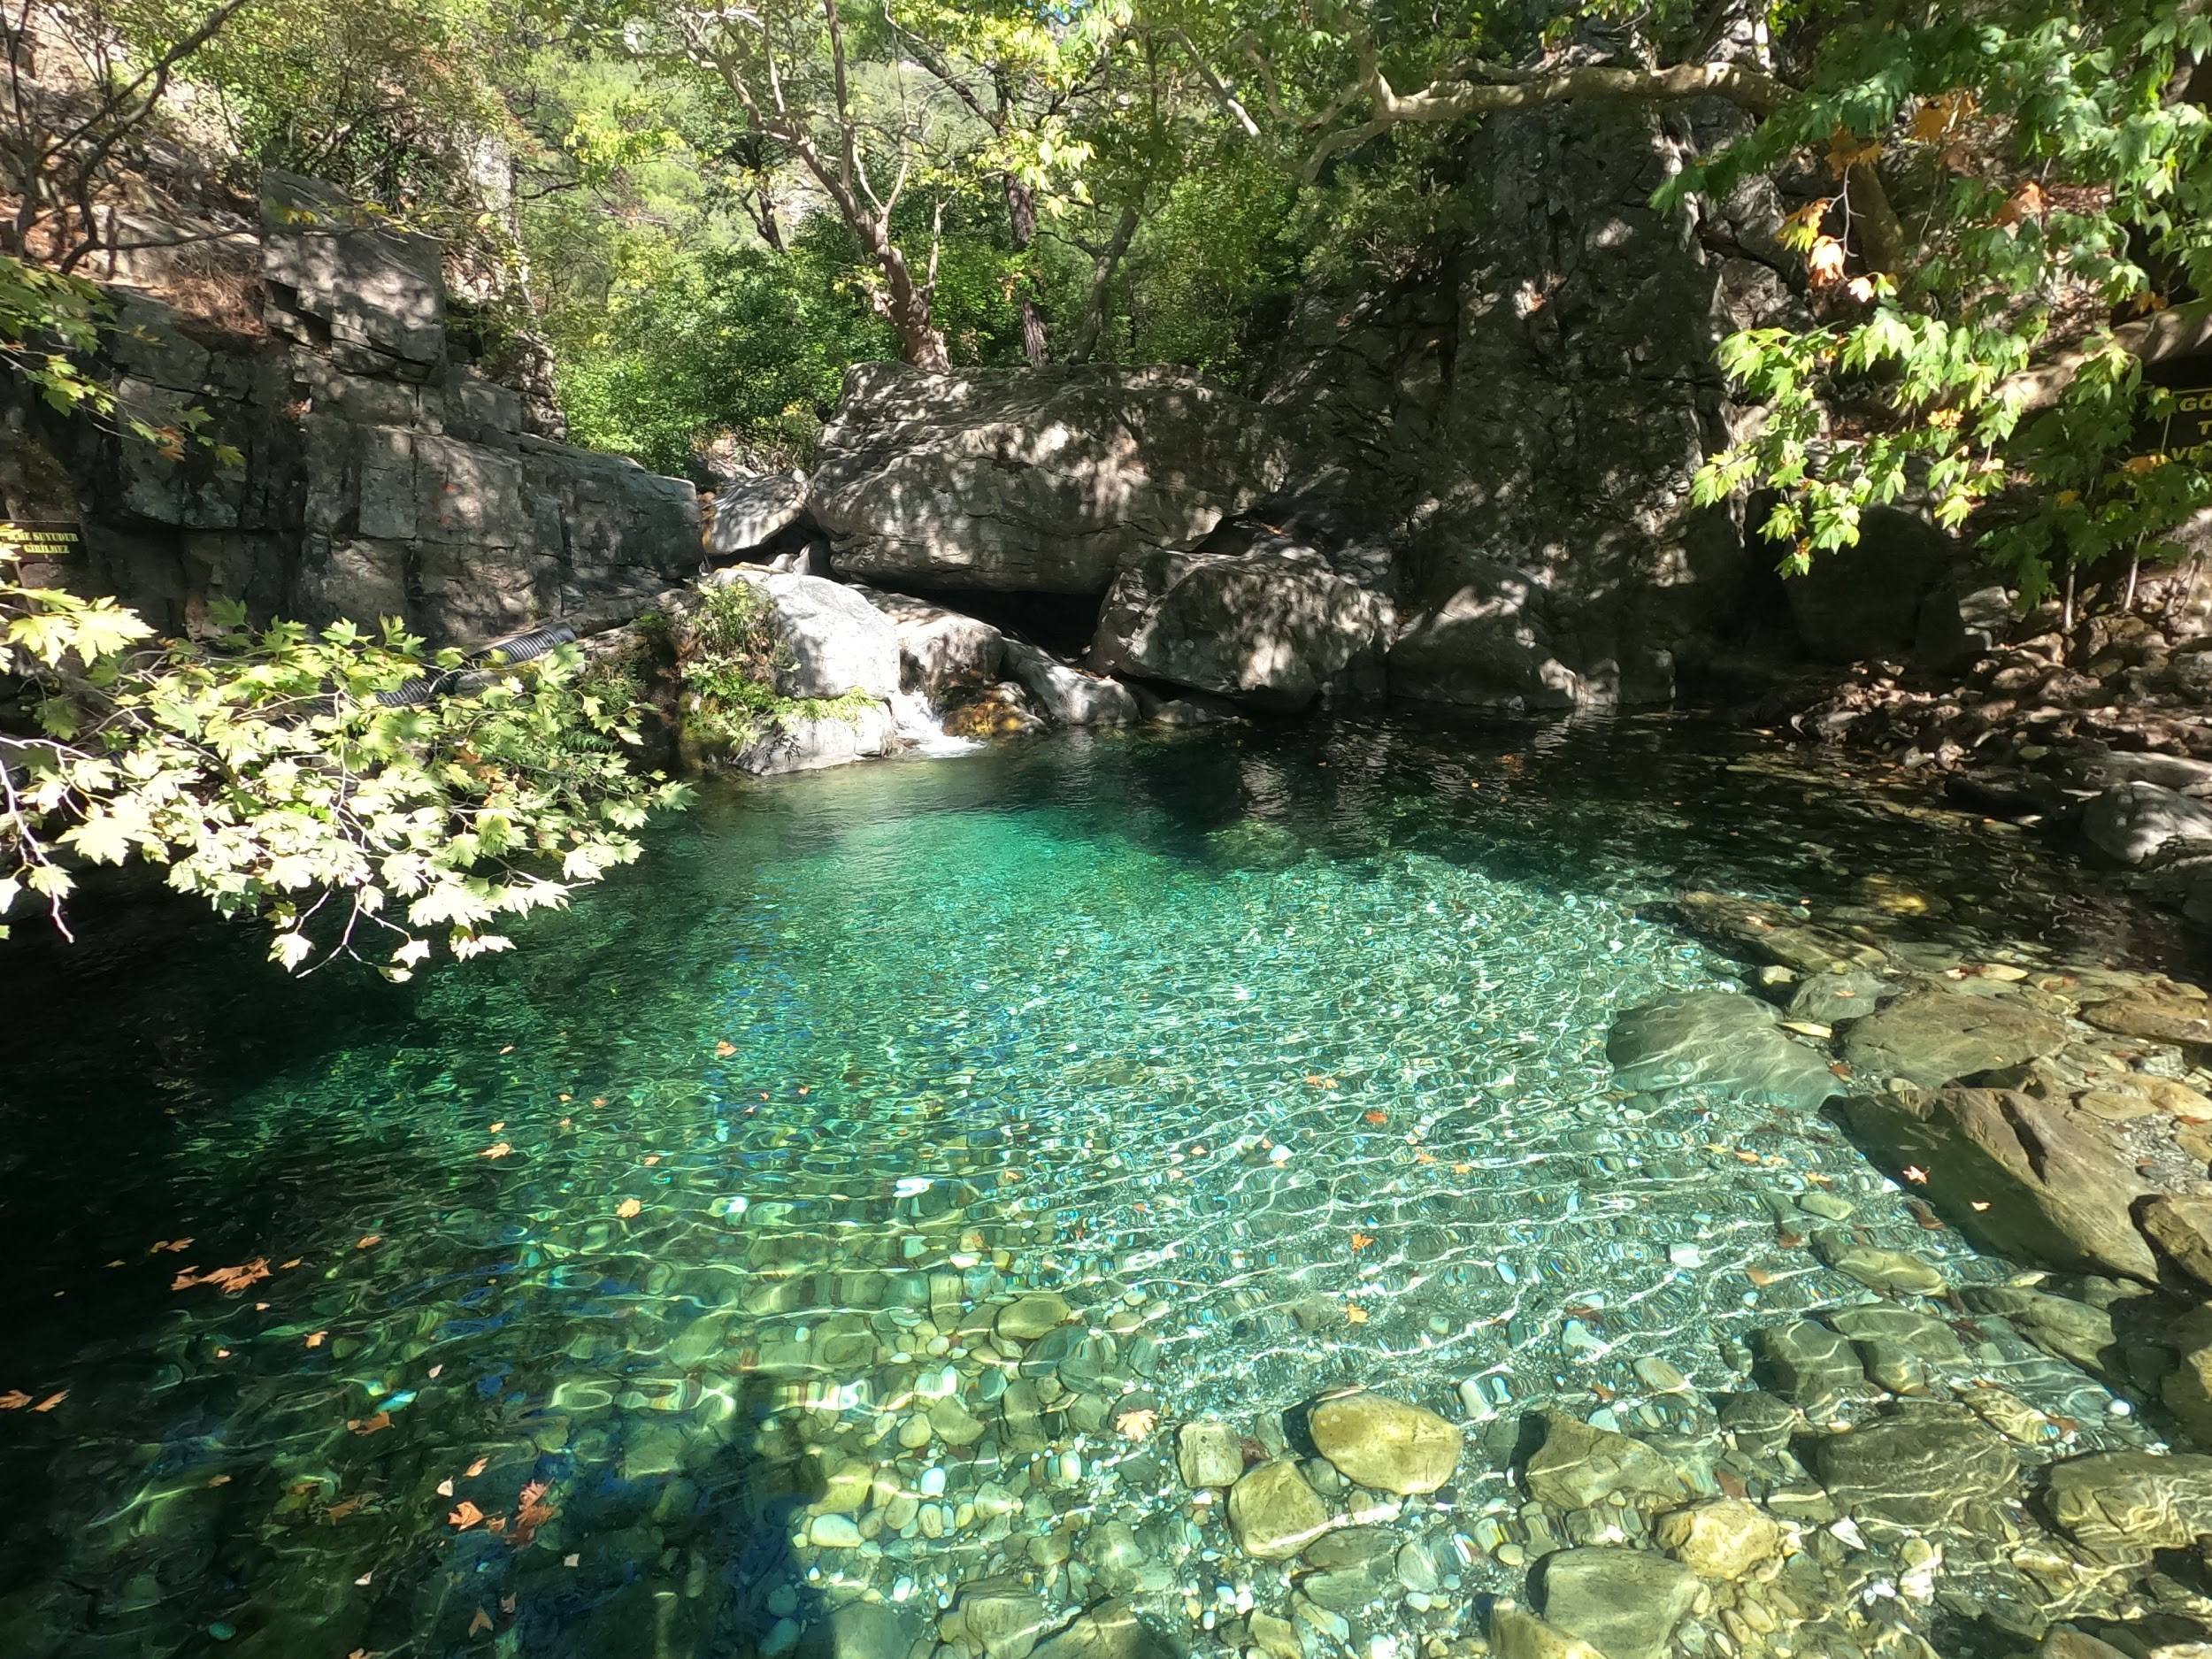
1538;1549;1699;1659
1002;640;1140;727
1605;990;1841;1109
810;363;1294;594
1088;535;1393;711
1838;987;2068;1089
851;587;1005;701
727;703;896;776
712;569;900;701
260;171;444;374
2081;780;2212;864
2044;1450;2212;1561
1811;1403;2018;1532
1839;1087;2161;1281
705;472;809;557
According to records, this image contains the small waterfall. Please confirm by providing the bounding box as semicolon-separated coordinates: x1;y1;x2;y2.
889;689;982;757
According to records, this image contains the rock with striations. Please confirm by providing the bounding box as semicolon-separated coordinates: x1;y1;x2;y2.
1959;1285;2119;1375
1811;1403;2018;1532
1029;1601;1174;1659
810;363;1293;594
849;586;1005;701
2044;1450;2212;1561
1839;988;2068;1089
727;703;896;776
2081;780;2212;864
1538;1548;1700;1659
946;1580;1055;1659
1227;1460;1334;1559
2079;985;2212;1045
1001;639;1141;727
1489;1604;1605;1659
1307;1392;1462;1494
996;1292;1073;1342
2142;1194;2212;1292
705;472;809;557
1522;1411;1683;1509
1809;1232;1947;1297
1088;533;1393;712
1753;1321;1866;1415
1839;1087;2161;1281
1605;990;1841;1110
2159;1302;2212;1443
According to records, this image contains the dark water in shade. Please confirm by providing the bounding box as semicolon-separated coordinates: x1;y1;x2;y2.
0;715;2187;1659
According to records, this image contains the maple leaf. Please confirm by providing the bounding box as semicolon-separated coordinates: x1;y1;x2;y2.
615;1197;642;1219
1115;1407;1158;1440
1824;127;1884;176
1349;1232;1375;1250
449;1500;486;1529
1807;236;1848;288
480;1142;513;1159
1996;181;2047;227
1344;1303;1370;1325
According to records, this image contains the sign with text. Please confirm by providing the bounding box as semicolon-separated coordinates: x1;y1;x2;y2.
2138;353;2212;453
0;521;82;559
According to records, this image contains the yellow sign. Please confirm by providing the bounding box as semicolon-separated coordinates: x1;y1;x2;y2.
0;521;81;557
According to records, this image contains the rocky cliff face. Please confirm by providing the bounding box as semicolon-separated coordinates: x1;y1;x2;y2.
1258;102;1778;710
4;173;699;647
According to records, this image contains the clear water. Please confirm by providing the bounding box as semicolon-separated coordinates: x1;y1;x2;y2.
0;716;2185;1659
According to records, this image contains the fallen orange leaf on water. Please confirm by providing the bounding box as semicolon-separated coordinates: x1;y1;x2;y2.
0;1390;32;1409
326;1495;364;1521
1747;1266;1778;1287
207;1474;231;1487
1453;1164;1472;1174
280;1257;302;1270
173;1259;272;1294
1363;1110;1388;1125
348;1412;393;1435
480;1143;513;1160
1415;1152;1436;1164
499;1045;515;1055
449;1500;485;1530
437;1479;455;1497
591;1097;607;1107
715;1041;736;1057
1344;1303;1369;1324
615;1197;642;1218
564;1553;580;1568
1349;1232;1375;1250
465;1455;488;1478
469;1606;494;1634
428;1363;443;1379
357;1235;382;1249
488;1122;505;1133
642;1156;660;1167
305;1331;328;1348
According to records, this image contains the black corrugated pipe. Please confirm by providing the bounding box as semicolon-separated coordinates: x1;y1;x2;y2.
374;624;578;707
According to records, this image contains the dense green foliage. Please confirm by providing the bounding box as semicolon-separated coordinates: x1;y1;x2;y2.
1;535;687;972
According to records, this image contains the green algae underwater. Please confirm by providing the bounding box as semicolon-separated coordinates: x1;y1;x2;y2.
0;715;2192;1659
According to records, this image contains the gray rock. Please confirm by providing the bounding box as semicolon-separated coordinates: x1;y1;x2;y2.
1824;1304;1965;1362
726;702;895;776
1839;988;2068;1090
1489;1604;1604;1659
1523;1411;1682;1509
1604;990;1842;1109
260;172;443;372
2043;1450;2212;1561
1754;1322;1863;1415
705;472;808;557
1031;1601;1174;1659
2082;780;2212;864
1653;1500;1783;1579
1839;1088;2162;1281
2057;748;2212;798
710;568;900;700
997;1292;1073;1342
1808;1232;1947;1297
1717;1391;1801;1457
811;362;1294;593
1810;1403;2018;1532
1176;1420;1245;1490
948;1580;1055;1659
1538;1548;1700;1659
1958;1285;2118;1374
1001;640;1141;727
832;1602;919;1659
1787;971;1893;1026
1088;536;1393;711
852;586;1005;699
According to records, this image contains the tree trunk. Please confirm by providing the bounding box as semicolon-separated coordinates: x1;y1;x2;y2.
1003;174;1048;366
1068;205;1140;365
874;236;950;371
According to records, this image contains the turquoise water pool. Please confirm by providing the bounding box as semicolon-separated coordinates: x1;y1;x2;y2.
0;717;2182;1659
